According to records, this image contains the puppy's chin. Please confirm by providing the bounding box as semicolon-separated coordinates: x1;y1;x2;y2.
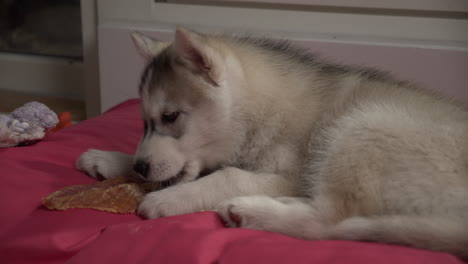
158;166;218;189
151;161;199;189
179;160;202;182
129;171;150;183
138;161;218;189
158;170;186;188
197;168;217;179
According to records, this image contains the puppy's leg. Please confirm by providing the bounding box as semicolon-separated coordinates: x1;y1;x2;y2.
218;197;468;259
76;149;134;180
329;215;468;259
138;167;297;219
217;196;328;239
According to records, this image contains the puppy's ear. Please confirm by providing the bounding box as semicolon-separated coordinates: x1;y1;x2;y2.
130;31;169;60
174;28;223;86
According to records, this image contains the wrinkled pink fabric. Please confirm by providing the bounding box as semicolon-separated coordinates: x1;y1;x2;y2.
0;99;464;264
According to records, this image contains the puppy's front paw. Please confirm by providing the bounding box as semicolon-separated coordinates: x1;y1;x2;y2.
138;185;203;219
138;191;172;219
75;149;133;180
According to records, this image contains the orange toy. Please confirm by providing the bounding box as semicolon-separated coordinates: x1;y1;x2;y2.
50;112;73;132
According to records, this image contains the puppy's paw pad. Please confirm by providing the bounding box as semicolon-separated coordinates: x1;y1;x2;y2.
217;196;279;229
229;211;242;226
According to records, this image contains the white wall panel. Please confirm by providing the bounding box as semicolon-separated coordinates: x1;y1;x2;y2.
97;0;468;111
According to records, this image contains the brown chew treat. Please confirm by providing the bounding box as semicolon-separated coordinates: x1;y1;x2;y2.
42;177;154;214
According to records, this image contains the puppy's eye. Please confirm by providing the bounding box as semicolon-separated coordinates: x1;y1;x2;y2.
161;111;179;124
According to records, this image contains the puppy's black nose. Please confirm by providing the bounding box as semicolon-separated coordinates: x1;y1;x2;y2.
133;160;150;178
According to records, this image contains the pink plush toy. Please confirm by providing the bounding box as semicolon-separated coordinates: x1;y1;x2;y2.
0;102;59;147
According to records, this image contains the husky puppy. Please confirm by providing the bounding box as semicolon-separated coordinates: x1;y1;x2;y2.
76;28;468;258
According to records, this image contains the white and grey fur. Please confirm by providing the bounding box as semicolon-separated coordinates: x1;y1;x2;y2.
76;28;468;258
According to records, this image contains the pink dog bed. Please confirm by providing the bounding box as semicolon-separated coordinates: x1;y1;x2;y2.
0;99;463;264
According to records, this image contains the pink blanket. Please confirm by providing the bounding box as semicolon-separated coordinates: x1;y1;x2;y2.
0;99;463;263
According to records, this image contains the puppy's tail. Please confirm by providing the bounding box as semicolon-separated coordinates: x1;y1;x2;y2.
328;215;468;259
